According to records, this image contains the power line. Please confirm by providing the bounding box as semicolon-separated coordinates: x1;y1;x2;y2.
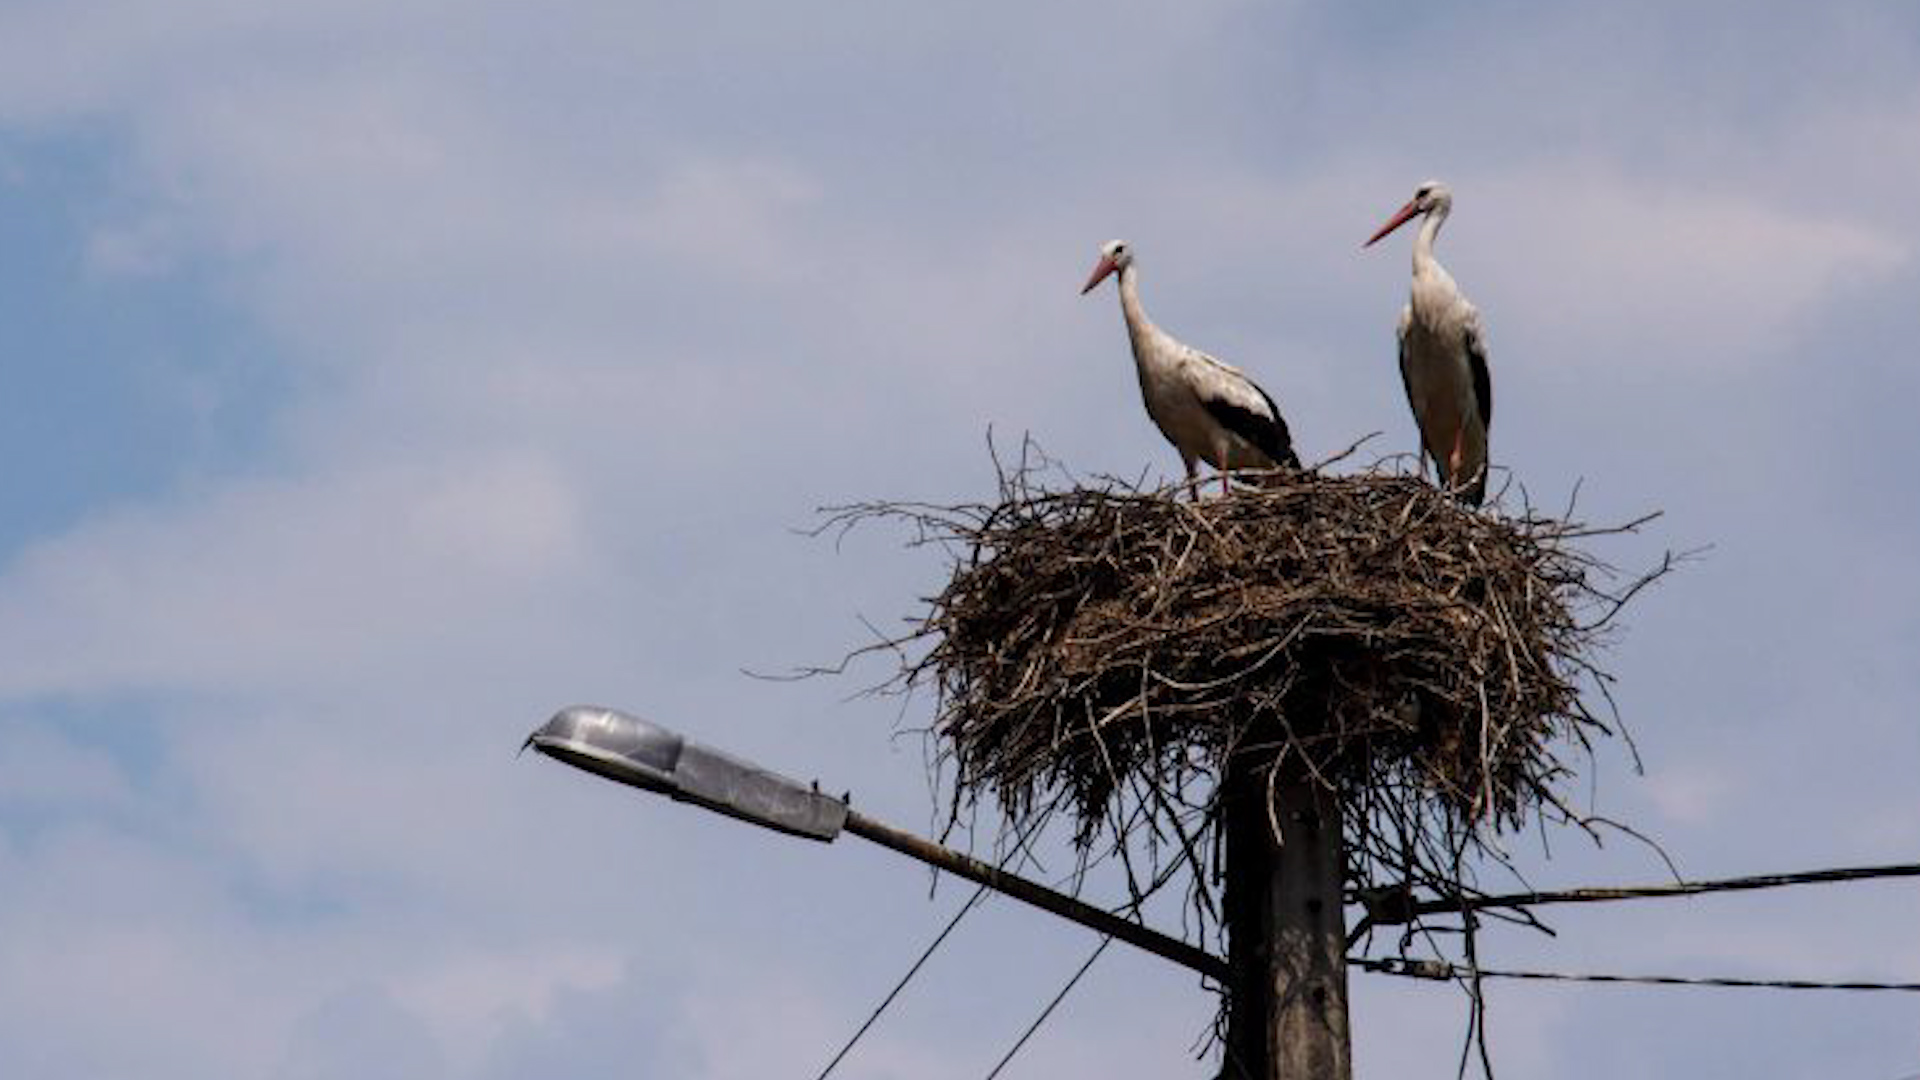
814;882;990;1080
818;848;1920;1077
1356;859;1920;931
1356;956;1920;993
982;936;1113;1080
815;810;1070;1078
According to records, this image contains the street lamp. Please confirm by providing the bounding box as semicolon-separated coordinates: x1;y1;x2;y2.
523;704;1228;982
523;704;849;840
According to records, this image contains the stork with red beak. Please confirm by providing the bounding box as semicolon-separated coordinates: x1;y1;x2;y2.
1081;239;1299;496
1365;180;1493;506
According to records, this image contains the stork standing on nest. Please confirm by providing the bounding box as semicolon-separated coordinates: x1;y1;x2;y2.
1081;240;1299;496
1365;181;1493;506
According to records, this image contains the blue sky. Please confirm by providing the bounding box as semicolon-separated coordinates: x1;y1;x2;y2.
0;2;1916;1077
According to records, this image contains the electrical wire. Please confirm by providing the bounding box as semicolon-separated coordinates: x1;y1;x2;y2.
981;936;1114;1080
814;808;1067;1079
1356;956;1920;993
813;881;990;1080
1356;860;1920;931
817;838;1920;1077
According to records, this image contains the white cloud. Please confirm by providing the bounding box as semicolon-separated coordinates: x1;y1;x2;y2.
1643;761;1741;826
0;720;139;812
85;213;188;277
0;825;293;1078
276;984;449;1080
392;947;625;1077
0;453;596;698
1466;165;1909;369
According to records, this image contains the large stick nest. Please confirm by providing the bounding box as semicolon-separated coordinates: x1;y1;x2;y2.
825;453;1666;944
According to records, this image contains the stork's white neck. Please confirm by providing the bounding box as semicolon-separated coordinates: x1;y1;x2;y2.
1412;203;1449;276
1406;204;1463;326
1116;264;1158;347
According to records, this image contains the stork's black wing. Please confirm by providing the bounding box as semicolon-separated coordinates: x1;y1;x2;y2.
1396;325;1422;462
1201;384;1300;470
1460;316;1493;506
1465;319;1492;432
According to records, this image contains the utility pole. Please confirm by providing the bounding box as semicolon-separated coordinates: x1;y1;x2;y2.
1222;751;1352;1079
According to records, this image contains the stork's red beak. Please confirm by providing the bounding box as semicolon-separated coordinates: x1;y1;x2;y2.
1365;199;1422;247
1081;255;1117;294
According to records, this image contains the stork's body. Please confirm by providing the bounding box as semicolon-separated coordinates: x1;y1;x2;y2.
1367;182;1493;506
1082;241;1298;494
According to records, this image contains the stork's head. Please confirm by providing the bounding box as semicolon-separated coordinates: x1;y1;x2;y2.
1080;239;1133;294
1365;180;1451;247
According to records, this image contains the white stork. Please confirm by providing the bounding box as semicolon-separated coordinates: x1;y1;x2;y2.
1081;239;1299;496
1365;180;1493;506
